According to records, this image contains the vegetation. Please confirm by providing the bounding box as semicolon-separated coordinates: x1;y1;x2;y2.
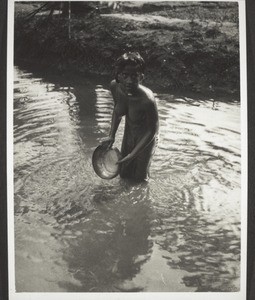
14;1;240;96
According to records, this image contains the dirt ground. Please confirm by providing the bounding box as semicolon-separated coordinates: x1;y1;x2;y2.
14;1;240;97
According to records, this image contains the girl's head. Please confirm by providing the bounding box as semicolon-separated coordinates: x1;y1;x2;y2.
115;52;145;82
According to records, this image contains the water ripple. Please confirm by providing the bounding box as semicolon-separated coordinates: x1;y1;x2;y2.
13;66;241;292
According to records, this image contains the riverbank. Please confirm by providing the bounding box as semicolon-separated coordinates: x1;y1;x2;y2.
14;2;240;97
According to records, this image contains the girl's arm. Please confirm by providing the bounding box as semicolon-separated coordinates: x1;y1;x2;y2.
101;81;122;148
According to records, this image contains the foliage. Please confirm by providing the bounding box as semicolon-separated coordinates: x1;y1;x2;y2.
14;2;240;96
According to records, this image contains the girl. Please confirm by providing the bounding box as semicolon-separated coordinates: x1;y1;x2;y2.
101;52;159;181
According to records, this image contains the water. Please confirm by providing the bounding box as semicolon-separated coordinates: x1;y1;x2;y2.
13;66;241;292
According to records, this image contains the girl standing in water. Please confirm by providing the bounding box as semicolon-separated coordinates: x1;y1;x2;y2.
101;52;159;182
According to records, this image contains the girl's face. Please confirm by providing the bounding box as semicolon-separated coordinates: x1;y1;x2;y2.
118;65;143;95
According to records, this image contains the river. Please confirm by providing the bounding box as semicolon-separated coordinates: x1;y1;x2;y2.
13;66;241;292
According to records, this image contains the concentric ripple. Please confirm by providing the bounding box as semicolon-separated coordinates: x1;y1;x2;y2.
14;66;241;292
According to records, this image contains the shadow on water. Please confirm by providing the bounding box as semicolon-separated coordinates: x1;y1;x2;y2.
58;181;153;292
14;66;241;292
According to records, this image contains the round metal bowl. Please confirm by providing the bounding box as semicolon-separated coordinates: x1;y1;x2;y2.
92;145;122;179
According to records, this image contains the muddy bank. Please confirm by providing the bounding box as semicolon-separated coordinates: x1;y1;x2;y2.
14;2;240;97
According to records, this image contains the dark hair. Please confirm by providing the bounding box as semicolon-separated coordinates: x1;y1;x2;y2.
115;52;145;81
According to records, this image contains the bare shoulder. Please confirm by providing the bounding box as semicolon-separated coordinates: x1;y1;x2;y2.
139;85;156;105
110;80;119;104
110;79;117;92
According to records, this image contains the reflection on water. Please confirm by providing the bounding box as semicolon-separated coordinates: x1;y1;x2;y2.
14;66;241;292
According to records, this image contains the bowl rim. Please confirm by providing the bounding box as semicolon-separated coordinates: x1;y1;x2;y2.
92;145;122;179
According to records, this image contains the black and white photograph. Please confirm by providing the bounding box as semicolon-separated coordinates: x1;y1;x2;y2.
7;0;247;299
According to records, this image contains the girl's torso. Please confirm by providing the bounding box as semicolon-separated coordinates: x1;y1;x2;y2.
112;82;152;130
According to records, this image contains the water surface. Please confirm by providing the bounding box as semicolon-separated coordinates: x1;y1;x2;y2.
14;66;241;292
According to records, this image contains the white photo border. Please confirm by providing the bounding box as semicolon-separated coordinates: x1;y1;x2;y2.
7;0;247;299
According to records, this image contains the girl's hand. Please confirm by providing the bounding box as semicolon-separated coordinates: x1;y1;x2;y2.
117;153;133;164
100;137;115;149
